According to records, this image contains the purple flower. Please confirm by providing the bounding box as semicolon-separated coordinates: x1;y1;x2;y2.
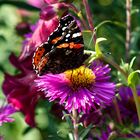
99;127;113;140
40;3;68;20
0;104;16;126
35;60;115;112
80;109;102;127
117;86;140;123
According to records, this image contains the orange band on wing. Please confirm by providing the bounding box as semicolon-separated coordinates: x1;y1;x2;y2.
51;37;62;44
38;56;48;72
33;47;45;67
69;42;82;49
57;43;69;48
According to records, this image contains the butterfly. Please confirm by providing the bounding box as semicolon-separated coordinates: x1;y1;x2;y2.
32;15;88;76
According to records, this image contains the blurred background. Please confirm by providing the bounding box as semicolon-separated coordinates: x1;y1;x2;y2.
0;0;140;140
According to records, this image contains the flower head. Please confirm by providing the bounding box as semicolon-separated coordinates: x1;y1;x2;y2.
0;104;16;126
35;60;115;112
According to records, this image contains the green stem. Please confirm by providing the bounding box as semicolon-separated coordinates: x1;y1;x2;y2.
68;4;89;29
113;97;123;125
131;86;140;125
72;109;79;140
127;130;140;139
102;55;128;79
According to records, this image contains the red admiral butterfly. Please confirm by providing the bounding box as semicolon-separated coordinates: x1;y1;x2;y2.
33;15;88;75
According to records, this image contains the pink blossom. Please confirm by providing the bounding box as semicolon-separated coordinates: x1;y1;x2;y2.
2;54;44;127
27;0;46;8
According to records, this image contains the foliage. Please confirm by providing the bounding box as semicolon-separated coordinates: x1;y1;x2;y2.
0;0;140;140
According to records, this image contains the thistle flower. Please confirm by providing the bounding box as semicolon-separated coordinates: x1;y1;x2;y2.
35;60;115;112
0;104;16;126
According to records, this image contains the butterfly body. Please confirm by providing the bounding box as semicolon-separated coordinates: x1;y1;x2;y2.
33;15;88;75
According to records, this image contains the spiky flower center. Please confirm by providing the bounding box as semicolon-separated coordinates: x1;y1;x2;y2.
64;66;96;90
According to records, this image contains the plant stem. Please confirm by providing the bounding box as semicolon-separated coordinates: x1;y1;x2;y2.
127;130;140;139
72;109;79;140
82;0;96;43
125;0;131;62
102;55;128;79
113;97;123;125
131;86;140;125
68;4;89;29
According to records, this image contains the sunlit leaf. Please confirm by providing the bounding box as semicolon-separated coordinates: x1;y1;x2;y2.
95;20;125;32
129;57;136;69
128;70;140;87
82;30;94;50
131;8;139;15
95;37;107;58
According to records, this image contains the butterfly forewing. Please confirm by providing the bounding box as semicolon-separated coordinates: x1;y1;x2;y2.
33;15;87;75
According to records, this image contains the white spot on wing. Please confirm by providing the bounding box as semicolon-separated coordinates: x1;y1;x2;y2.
72;32;82;38
65;34;70;38
62;26;67;31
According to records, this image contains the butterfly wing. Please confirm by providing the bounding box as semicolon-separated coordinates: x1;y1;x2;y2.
33;15;86;75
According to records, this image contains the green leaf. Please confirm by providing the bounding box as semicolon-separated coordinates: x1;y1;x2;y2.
84;50;96;66
130;28;140;50
131;8;139;15
23;127;32;135
95;37;107;58
79;124;93;140
62;111;73;130
129;57;136;69
82;30;94;50
95;20;125;32
108;131;117;140
68;133;74;140
0;0;39;11
128;70;140;87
